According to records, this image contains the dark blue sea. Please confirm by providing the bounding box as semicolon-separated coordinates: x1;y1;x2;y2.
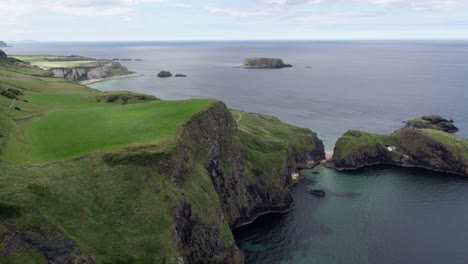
6;41;468;263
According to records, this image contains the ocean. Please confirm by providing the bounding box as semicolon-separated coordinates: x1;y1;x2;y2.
5;41;468;263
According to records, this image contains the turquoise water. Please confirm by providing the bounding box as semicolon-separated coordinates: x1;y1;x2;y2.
6;41;468;263
235;166;468;264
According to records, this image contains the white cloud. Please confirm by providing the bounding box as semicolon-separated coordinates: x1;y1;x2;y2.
163;3;192;8
361;0;468;9
261;0;322;4
295;11;362;22
205;7;281;17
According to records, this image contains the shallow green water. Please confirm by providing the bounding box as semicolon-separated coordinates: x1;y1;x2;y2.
235;165;468;264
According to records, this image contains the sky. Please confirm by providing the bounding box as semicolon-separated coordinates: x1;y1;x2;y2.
1;0;468;41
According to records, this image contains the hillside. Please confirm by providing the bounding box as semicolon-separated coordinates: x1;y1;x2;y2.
0;52;325;263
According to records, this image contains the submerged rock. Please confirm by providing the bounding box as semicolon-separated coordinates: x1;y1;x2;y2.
242;58;292;69
308;189;326;197
157;70;172;78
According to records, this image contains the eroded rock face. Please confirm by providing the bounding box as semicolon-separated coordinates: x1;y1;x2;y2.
50;62;129;81
172;202;243;264
0;49;7;61
0;223;95;264
164;102;324;263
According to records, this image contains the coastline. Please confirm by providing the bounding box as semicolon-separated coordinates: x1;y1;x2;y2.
79;73;143;86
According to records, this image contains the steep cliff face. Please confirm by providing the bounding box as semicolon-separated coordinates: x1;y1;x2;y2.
50;62;130;81
0;99;324;263
163;102;325;262
0;49;7;61
331;127;468;176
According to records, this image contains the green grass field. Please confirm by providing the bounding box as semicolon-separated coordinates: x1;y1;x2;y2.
0;60;214;163
26;100;213;161
0;58;227;263
11;55;97;69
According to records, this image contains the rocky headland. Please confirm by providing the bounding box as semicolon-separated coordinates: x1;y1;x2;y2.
242;58;292;69
0;41;8;47
0;54;325;263
50;61;135;83
329;116;468;176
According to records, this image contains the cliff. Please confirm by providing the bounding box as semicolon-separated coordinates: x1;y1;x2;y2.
0;58;325;264
330;118;468;176
242;58;292;69
0;49;7;61
49;61;132;82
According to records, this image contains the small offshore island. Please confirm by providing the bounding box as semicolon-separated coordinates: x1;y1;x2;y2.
242;58;292;69
329;115;468;176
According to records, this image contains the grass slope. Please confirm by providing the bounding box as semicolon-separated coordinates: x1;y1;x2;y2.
11;56;97;69
1;59;321;263
0;59;224;263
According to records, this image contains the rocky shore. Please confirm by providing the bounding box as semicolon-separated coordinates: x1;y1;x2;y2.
79;73;143;85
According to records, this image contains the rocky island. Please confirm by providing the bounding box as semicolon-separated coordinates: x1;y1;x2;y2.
0;41;8;47
158;70;172;77
0;50;325;263
243;57;292;69
329;115;468;176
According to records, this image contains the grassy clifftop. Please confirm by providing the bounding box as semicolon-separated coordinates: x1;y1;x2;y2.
0;56;325;263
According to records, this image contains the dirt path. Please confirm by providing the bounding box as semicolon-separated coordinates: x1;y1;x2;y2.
236;112;242;124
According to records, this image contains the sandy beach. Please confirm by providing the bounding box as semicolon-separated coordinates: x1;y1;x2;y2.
79;73;143;86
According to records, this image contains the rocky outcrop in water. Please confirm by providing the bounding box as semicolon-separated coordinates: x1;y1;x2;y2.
158;70;172;78
330;117;468;176
50;62;131;82
406;115;459;133
242;58;292;69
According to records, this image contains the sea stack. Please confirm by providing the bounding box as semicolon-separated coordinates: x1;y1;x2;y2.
242;58;292;69
157;70;172;78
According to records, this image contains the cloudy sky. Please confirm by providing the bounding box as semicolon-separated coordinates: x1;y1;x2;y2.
1;0;468;41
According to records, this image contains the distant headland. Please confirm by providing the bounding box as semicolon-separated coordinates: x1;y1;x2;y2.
0;41;8;47
242;58;292;69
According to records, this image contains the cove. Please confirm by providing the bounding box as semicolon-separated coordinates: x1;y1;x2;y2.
234;165;468;264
